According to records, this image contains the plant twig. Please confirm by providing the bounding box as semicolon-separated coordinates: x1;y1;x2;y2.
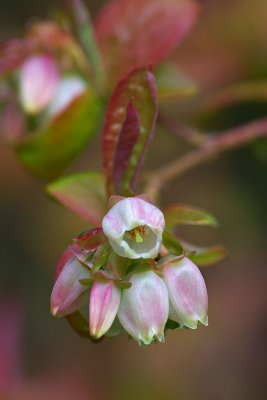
159;112;206;146
145;117;267;201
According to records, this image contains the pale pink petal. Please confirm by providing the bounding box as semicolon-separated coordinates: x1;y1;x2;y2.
89;281;121;338
51;257;90;317
118;270;169;344
163;257;208;329
20;54;59;113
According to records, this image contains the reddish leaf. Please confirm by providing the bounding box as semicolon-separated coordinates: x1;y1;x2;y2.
95;0;199;83
113;99;141;193
102;66;158;195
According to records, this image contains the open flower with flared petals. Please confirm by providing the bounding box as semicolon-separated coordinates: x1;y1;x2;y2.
163;257;208;329
118;270;169;345
102;197;165;259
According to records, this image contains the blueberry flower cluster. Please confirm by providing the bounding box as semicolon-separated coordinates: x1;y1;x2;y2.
51;196;208;345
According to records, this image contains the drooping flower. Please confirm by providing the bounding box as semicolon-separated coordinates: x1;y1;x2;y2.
118;270;169;345
19;54;60;114
51;255;90;317
163;257;208;329
102;196;165;259
89;280;121;338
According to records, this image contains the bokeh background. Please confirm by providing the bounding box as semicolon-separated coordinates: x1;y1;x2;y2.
1;0;267;399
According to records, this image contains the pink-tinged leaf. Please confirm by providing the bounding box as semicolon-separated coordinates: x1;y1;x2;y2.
47;172;107;226
113;99;141;194
102;66;158;195
180;240;228;267
164;204;219;228
95;0;199;83
16;90;103;179
188;244;229;267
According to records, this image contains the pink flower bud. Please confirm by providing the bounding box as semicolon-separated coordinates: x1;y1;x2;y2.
19;54;60;114
118;270;169;345
89;280;121;339
163;257;208;329
47;76;87;117
102;197;165;259
51;256;90;317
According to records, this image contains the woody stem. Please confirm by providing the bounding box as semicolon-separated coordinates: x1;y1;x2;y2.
144;117;267;201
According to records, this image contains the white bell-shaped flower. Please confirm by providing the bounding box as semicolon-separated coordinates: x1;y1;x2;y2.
118;270;169;345
102;197;165;259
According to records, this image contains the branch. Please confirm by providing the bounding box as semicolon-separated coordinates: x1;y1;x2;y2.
159;113;206;146
145;117;267;201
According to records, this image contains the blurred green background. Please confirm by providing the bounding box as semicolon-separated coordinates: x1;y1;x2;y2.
0;0;267;399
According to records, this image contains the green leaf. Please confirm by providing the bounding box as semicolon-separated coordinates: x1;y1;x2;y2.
109;252;131;278
113;279;132;289
164;204;219;228
162;231;184;256
156;63;199;101
17;90;103;179
185;242;229;267
102;66;158;195
47;171;106;225
91;242;111;273
79;277;94;287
